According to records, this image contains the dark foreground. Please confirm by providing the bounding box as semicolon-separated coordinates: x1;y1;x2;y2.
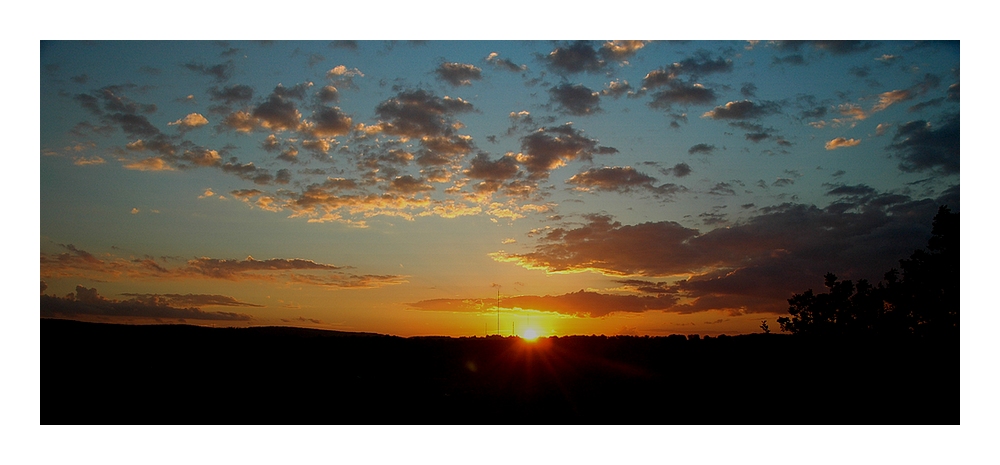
42;319;958;424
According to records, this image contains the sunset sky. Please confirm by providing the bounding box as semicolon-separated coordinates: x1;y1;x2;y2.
39;39;960;337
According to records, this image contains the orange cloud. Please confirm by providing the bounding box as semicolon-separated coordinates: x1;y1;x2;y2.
825;137;861;150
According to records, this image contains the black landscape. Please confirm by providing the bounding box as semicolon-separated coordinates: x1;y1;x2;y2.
43;318;957;425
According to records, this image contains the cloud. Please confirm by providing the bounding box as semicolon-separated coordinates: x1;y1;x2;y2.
888;114;959;175
702;100;780;120
549;83;601;115
435;62;482;86
774;40;875;56
41;245;405;289
41;286;252;321
317;85;339;103
825;137;861;150
485;52;527;72
601;79;633;99
567;166;684;198
664;162;692;177
492;193;947;314
327;65;364;89
123;156;175;171
465;152;520;181
648;82;717;109
688;143;716;155
599;40;647;61
118;293;264;307
544;41;605;74
708;182;736;196
183;60;235;82
389;175;433;194
209;84;254;105
167;113;209;130
516;124;618;179
304;106;353;137
251;91;302;132
371;89;475;139
409;290;678;318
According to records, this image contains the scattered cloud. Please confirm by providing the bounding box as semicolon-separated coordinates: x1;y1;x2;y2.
516;124;618;179
370;89;474;139
825;137;861;150
567;166;684;198
888;114;959;175
167;113;209;130
688;144;716;155
549;83;601;116
544;41;606;74
42;286;253;321
702;100;780;120
435;62;482;86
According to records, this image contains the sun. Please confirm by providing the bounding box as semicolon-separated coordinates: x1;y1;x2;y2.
522;328;539;341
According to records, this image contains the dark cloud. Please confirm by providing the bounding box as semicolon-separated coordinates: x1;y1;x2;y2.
209;84;254;105
373;89;475;139
389;175;433;194
740;83;757;98
109;113;161;138
947;83;959;102
648;82;717;109
772;54;806;66
908;98;945;113
275;168;292;184
544;41;605;74
329;40;358;50
435;62;482;86
775;40;876;56
566;166;658;193
494;193;945;314
889;114;959;175
306;106;353;137
183;60;235;82
666;162;692;177
702;100;780;120
688;143;716;155
517;124;618;179
812;40;877;55
708;182;736;196
251;92;303;132
41;286;252;321
317;85;339;103
549;83;601;116
118;293;264;308
466;153;520;181
674;54;734;76
271;82;313;100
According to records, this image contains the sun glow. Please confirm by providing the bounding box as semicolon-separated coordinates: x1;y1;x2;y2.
522;328;539;341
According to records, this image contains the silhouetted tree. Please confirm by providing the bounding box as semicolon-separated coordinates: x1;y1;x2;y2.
777;206;958;339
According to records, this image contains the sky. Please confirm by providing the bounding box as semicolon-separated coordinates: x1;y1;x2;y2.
39;39;960;337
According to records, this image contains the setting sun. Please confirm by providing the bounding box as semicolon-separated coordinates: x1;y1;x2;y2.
522;328;539;341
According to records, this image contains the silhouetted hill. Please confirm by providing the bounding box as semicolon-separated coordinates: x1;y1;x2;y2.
41;318;957;425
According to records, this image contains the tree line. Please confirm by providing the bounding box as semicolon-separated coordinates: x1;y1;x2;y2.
777;206;959;340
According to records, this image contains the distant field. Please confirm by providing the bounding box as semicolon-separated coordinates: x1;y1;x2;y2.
41;318;958;425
